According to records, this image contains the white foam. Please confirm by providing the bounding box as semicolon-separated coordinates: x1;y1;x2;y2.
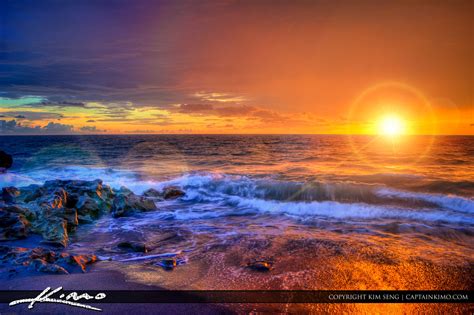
376;188;474;214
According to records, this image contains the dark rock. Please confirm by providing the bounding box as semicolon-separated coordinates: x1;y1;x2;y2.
158;258;177;270
29;258;69;274
0;246;97;275
247;259;273;271
142;188;163;199
2;187;20;203
58;253;98;272
117;241;148;253
29;247;57;263
48;188;68;209
111;192;157;218
0;210;30;240
18;185;45;203
75;195;100;219
33;218;69;247
0;151;13;171
162;186;185;199
1;204;35;220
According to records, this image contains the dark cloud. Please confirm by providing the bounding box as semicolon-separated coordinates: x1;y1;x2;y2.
0;119;74;134
0;120;73;134
42;122;74;132
0;111;63;120
33;101;87;108
86;119;96;123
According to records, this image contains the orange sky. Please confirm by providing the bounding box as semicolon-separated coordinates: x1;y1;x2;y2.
0;0;472;134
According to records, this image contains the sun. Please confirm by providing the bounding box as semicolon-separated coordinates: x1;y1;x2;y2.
378;114;405;136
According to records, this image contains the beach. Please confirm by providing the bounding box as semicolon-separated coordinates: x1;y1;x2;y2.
0;135;473;313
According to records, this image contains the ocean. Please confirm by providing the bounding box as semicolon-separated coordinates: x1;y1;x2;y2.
0;134;473;291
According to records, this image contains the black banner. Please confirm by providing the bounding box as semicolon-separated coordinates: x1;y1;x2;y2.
0;290;473;304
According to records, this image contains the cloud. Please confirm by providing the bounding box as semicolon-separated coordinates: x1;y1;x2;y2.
0;119;74;134
0;111;63;120
79;125;105;133
179;104;214;113
86;119;96;122
32;101;88;108
42;122;74;132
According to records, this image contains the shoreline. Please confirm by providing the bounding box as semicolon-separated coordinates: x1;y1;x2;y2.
0;177;472;313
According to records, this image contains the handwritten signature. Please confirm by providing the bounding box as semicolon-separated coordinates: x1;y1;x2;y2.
9;287;106;311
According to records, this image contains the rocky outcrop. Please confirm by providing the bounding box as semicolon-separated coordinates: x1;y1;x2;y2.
0;179;174;275
9;179;117;247
0;246;98;274
0;151;13;172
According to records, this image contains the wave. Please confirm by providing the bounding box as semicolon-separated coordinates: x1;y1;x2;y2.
376;188;474;214
2;168;473;224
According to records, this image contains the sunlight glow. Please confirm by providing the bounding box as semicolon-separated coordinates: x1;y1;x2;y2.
378;114;405;136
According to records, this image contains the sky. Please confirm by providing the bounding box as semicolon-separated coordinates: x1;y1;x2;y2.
0;0;472;135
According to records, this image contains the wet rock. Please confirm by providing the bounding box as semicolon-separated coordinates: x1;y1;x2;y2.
143;188;163;198
1;204;35;220
48;188;69;209
43;179;114;212
58;253;98;272
157;258;177;270
2;187;20;203
0;210;30;240
75;195;100;220
162;186;185;200
111;192;157;218
18;185;45;203
33;218;69;247
0;151;13;172
0;246;97;275
117;241;148;253
58;208;79;231
29;258;69;274
246;259;273;271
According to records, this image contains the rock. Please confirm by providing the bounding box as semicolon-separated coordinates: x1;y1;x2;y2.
2;187;20;203
157;258;177;270
0;210;30;240
29;247;57;263
75;195;100;220
162;186;185;200
247;259;273;271
0;151;13;171
1;204;35;220
33;218;69;247
58;253;98;272
48;188;69;209
117;241;148;253
18;185;45;203
111;192;157;217
0;246;97;275
29;258;69;274
142;188;163;199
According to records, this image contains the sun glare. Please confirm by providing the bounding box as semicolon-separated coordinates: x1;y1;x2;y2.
378;115;405;136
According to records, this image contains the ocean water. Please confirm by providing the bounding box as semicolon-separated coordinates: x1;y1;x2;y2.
0;135;473;290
